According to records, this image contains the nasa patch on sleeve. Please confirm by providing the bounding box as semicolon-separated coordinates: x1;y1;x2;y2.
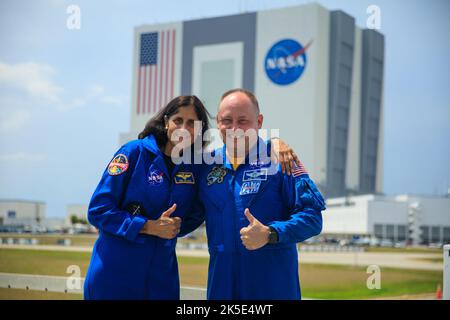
108;154;129;176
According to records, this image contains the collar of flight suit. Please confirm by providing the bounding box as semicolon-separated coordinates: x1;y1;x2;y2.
141;134;182;179
141;134;161;155
220;137;272;171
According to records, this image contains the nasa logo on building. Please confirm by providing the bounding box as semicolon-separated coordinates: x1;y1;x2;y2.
264;39;311;86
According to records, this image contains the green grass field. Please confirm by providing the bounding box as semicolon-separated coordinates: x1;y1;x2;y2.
0;248;442;300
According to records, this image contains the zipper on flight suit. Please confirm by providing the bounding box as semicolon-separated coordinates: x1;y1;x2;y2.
229;166;242;299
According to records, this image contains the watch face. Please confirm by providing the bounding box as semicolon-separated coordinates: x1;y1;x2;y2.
269;231;278;244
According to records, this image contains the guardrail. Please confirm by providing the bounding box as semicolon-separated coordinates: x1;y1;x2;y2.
1;237;40;245
0;272;206;299
0;237;73;246
298;245;365;253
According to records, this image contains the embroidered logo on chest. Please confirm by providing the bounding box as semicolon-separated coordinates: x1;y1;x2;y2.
239;181;261;195
148;169;164;185
207;166;227;186
174;172;195;184
243;168;268;181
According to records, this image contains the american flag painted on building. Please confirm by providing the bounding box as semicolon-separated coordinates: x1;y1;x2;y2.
136;29;176;115
292;161;308;177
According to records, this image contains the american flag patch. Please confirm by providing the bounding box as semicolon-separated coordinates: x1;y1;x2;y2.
292;161;308;177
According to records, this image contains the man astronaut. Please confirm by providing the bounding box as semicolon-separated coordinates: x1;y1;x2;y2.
186;88;326;300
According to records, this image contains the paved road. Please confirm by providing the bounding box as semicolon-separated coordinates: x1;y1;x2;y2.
1;244;442;271
176;249;443;271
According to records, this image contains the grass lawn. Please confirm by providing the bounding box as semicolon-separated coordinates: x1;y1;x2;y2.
298;263;442;299
0;248;92;277
0;248;443;300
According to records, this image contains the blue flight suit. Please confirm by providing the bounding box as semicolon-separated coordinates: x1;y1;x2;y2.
84;134;198;300
190;139;326;300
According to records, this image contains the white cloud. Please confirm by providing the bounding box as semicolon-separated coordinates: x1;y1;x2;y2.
56;97;86;112
88;84;105;97
0;61;124;127
0;110;32;131
56;84;124;110
0;62;63;102
100;95;123;106
0;152;47;162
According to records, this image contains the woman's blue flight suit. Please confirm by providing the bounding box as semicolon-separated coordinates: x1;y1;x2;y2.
84;134;199;300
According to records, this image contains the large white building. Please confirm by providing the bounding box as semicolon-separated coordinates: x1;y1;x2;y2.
120;3;385;198
323;194;450;245
0;199;46;228
0;199;71;233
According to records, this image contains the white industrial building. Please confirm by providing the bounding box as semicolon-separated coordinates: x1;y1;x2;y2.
0;199;46;228
323;193;450;245
0;199;68;232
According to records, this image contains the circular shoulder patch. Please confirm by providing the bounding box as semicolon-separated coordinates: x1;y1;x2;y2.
108;154;129;176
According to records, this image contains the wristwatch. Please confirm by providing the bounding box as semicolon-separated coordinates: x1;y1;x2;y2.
268;226;279;244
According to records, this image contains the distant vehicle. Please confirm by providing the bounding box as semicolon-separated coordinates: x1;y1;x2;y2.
304;237;319;244
394;241;407;248
369;238;380;247
379;239;394;247
351;237;371;246
324;238;339;244
428;242;443;249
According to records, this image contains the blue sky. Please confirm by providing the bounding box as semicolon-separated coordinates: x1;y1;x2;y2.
0;0;449;218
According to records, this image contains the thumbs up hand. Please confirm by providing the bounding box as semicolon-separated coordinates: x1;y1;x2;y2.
141;204;182;239
239;208;271;250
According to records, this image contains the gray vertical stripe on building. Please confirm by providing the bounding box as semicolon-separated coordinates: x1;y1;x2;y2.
327;11;356;197
360;29;384;194
181;13;257;95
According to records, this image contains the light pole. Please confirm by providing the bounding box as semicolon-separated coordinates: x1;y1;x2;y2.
407;201;422;246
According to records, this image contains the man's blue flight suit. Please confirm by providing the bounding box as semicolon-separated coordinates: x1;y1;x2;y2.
187;139;326;299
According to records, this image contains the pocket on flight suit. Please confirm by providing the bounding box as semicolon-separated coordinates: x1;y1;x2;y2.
299;178;326;211
200;188;225;252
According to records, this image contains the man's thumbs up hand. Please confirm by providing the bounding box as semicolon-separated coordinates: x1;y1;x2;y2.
240;208;271;250
244;208;257;225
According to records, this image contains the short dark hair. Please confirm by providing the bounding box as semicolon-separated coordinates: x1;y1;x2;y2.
220;88;260;113
138;95;211;148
